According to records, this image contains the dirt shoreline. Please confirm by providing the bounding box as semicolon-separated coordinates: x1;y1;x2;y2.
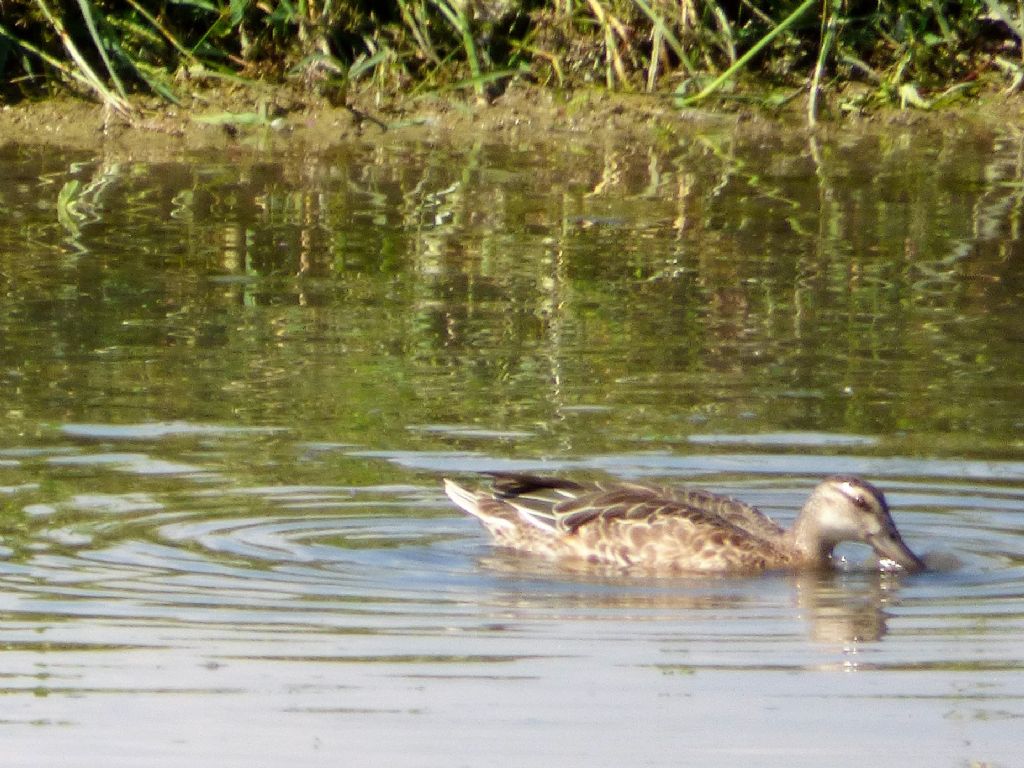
2;83;1022;156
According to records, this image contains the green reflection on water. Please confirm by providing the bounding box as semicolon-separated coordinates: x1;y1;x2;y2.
0;130;1022;460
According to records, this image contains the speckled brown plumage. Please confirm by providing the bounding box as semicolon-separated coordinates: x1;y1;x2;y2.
444;473;924;575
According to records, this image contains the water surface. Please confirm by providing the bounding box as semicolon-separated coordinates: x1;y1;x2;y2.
0;126;1022;767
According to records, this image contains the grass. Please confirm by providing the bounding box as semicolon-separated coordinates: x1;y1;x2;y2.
0;0;1021;123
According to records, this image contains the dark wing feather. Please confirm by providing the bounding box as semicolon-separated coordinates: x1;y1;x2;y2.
553;486;690;531
485;472;586;498
482;473;786;545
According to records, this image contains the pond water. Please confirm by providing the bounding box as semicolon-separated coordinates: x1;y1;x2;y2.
0;123;1022;767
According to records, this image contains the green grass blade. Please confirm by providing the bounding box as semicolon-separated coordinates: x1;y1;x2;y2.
31;0;133;114
678;0;819;106
74;0;129;99
632;0;696;76
807;0;838;125
125;0;200;64
428;0;484;97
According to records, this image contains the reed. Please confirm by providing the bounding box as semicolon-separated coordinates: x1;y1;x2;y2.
0;1;1018;121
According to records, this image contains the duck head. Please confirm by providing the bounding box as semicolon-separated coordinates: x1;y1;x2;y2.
794;476;925;572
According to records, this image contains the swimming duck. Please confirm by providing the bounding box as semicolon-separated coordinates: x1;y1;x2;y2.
444;473;924;574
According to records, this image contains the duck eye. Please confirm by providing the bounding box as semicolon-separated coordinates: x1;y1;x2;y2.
852;495;870;510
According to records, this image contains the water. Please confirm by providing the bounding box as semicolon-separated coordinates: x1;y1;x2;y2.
0;125;1023;767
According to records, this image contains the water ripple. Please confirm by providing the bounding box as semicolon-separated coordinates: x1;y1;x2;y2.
1;445;1022;683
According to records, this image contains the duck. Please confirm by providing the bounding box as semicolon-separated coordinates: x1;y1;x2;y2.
443;473;924;574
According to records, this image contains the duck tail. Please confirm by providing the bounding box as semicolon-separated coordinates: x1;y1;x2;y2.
446;481;548;536
443;479;482;517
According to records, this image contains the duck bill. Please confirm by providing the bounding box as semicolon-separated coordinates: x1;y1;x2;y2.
869;532;925;572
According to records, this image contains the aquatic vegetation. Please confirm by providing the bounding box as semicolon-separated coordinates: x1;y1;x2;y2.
0;1;1020;120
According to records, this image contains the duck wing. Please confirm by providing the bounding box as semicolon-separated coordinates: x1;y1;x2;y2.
659;486;787;543
485;473;785;543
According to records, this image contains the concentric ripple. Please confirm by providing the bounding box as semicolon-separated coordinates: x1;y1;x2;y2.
1;436;1023;768
4;443;1023;646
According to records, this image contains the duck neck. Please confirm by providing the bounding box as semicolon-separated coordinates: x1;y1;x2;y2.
788;507;836;568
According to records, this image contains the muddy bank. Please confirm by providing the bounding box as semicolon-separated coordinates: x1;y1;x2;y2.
2;83;1022;157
